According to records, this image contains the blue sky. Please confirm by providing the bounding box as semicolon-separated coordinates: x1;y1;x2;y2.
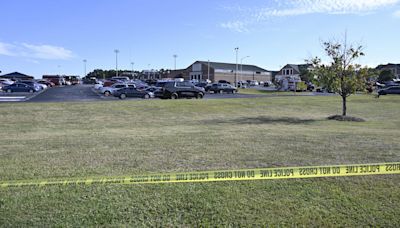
1;0;400;78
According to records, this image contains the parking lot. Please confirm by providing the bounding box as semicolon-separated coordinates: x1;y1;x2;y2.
0;83;334;103
20;84;275;102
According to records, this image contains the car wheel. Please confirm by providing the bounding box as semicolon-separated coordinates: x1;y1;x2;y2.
119;94;127;99
29;89;34;93
7;89;12;93
104;91;111;96
171;93;178;99
219;90;223;94
143;94;150;99
232;90;236;94
196;93;204;99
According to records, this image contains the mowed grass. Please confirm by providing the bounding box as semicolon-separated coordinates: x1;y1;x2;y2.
0;95;400;226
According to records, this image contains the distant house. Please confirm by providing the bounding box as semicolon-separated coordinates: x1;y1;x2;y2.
376;63;400;79
275;64;312;82
0;72;34;80
165;61;272;84
274;64;312;91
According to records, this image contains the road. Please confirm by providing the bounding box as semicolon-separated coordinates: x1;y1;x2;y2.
28;85;102;102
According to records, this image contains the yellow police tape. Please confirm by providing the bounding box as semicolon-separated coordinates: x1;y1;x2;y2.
1;162;400;188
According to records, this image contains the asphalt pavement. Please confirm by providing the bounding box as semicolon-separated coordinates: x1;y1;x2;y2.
28;84;102;102
19;84;333;103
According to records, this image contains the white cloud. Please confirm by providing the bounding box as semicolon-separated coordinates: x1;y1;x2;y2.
0;42;16;56
257;0;400;19
21;43;74;60
0;42;74;60
222;0;400;32
220;21;249;33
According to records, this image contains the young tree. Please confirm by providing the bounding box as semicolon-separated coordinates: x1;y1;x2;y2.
310;36;370;116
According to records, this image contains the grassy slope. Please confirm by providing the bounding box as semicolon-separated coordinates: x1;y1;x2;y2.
0;95;399;226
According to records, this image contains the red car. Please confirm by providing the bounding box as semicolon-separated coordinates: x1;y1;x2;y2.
37;80;55;87
103;79;122;87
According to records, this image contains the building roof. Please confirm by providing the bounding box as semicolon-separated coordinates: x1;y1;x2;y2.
0;72;34;79
376;63;400;69
282;64;312;74
195;61;269;72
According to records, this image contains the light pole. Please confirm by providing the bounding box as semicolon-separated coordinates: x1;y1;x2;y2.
131;62;135;79
173;54;178;70
83;59;87;78
114;49;119;77
234;47;239;85
207;59;210;81
240;56;250;83
147;64;151;79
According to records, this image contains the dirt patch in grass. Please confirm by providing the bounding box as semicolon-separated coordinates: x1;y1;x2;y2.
327;115;366;122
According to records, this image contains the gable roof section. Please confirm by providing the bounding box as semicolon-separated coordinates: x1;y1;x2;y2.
282;64;312;74
376;63;400;70
0;72;34;79
195;61;269;72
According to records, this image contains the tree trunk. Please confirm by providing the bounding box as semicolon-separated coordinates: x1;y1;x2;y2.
342;95;347;116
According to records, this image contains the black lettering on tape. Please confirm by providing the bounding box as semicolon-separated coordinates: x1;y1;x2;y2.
386;164;400;172
273;169;294;177
346;166;359;174
260;170;273;178
359;165;380;173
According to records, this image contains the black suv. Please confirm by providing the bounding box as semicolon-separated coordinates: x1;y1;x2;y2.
154;81;205;99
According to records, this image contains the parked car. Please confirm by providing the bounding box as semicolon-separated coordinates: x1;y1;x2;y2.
112;76;130;82
154;81;205;99
377;86;400;97
103;79;122;87
113;87;154;99
42;75;64;86
207;83;238;94
0;78;14;86
249;80;259;86
94;81;104;90
218;80;230;84
37;80;55;87
18;80;44;91
2;83;39;93
237;81;248;88
99;83;131;96
195;82;208;88
263;81;273;87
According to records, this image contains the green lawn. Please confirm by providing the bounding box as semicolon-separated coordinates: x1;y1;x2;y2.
1;95;400;226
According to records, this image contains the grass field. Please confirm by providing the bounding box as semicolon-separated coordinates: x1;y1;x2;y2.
1;95;400;226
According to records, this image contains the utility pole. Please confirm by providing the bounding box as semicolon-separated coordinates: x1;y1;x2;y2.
234;47;239;86
83;59;87;78
240;56;250;84
208;60;210;81
173;54;178;70
131;62;135;79
114;49;119;77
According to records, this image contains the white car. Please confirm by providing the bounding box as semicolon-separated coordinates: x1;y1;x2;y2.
249;80;259;86
94;81;104;90
0;79;14;85
37;83;48;89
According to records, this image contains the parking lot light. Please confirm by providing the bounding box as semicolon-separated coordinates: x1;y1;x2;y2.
114;49;119;77
240;56;250;84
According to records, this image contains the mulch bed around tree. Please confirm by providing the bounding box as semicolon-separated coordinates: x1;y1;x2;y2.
327;115;366;122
